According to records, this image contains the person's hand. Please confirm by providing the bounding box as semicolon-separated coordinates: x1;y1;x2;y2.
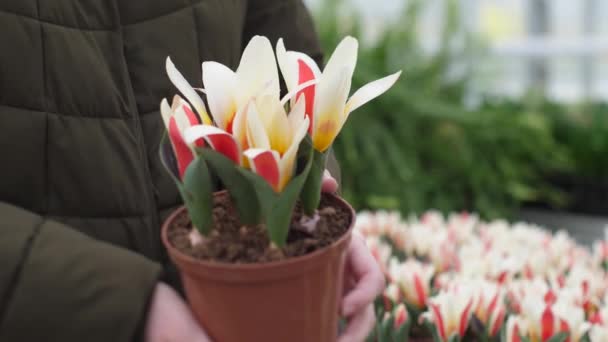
322;171;385;342
145;283;211;342
338;232;385;341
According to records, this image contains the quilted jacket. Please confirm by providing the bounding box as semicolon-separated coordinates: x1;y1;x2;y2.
0;1;328;341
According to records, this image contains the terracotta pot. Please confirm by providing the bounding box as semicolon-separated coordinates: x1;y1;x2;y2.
161;191;355;342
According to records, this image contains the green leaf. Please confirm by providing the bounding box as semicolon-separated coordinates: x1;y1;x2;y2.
160;133;213;235
423;321;442;342
546;332;569;342
448;334;460;342
237;167;278;218
265;146;314;246
300;148;328;215
201;149;262;225
380;315;394;342
394;319;411;342
181;156;214;235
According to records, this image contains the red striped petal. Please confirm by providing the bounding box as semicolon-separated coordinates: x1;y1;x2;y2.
182;105;205;147
394;304;408;328
541;306;555;342
204;132;240;164
430;303;447;341
487;292;500;319
459;299;473;337
168;117;194;179
296;59;316;134
559;319;570;342
183;126;240;164
544;290;557;305
413;273;427;308
490;308;506;337
245;149;280;191
512;322;522;342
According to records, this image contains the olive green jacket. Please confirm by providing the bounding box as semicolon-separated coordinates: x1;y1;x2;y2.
0;1;329;341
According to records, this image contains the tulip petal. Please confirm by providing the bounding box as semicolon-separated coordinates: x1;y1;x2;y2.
459;299;473;337
430;302;447;341
296;59;317;133
541;306;555;341
489;308;506;337
166;57;212;124
168;116;194;179
323;36;358;84
312;67;351;152
288;96;307;132
413;273;427;308
202;61;237;131
246;103;271;150
345;71;402;115
160;98;171;129
276;38;298;92
237;36;279;103
184;125;240;164
278;116;309;191
232;103;249;152
244;148;280;191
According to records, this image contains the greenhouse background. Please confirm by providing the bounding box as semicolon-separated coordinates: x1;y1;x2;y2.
305;0;608;244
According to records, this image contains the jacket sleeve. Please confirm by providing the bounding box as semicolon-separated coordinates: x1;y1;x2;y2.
243;0;341;183
0;202;162;342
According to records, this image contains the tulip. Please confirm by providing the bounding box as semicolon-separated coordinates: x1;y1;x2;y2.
420;286;475;341
167;36;285;149
515;294;586;342
473;281;506;337
243;98;310;192
383;282;401;309
394;303;409;328
365;236;392;271
276;37;401;152
554;298;591;342
160;95;206;178
506;315;528;342
388;259;434;310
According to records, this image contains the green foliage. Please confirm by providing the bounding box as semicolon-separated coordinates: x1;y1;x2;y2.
162;134;314;246
313;0;606;219
300;149;328;215
199;145;313;247
160;134;214;234
181;157;214;234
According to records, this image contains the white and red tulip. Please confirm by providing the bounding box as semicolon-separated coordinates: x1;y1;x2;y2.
394;303;409;328
276;37;401;152
160;95;207;178
242;97;310;192
506;315;528;342
420;285;475;341
513;294;588;342
388;259;434;309
473;281;506;338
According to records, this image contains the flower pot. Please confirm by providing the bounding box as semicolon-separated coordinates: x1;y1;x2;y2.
161;191;356;342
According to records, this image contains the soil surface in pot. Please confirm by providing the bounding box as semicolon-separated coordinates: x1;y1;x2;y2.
167;193;352;263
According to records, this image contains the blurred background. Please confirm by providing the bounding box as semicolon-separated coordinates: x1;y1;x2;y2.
304;0;608;244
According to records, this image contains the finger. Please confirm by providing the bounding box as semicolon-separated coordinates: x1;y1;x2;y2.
337;305;376;342
321;169;338;193
342;234;385;316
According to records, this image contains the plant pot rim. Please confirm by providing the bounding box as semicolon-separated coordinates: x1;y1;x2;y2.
161;190;356;282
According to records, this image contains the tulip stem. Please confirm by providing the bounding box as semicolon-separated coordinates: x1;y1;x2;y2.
300;149;328;215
